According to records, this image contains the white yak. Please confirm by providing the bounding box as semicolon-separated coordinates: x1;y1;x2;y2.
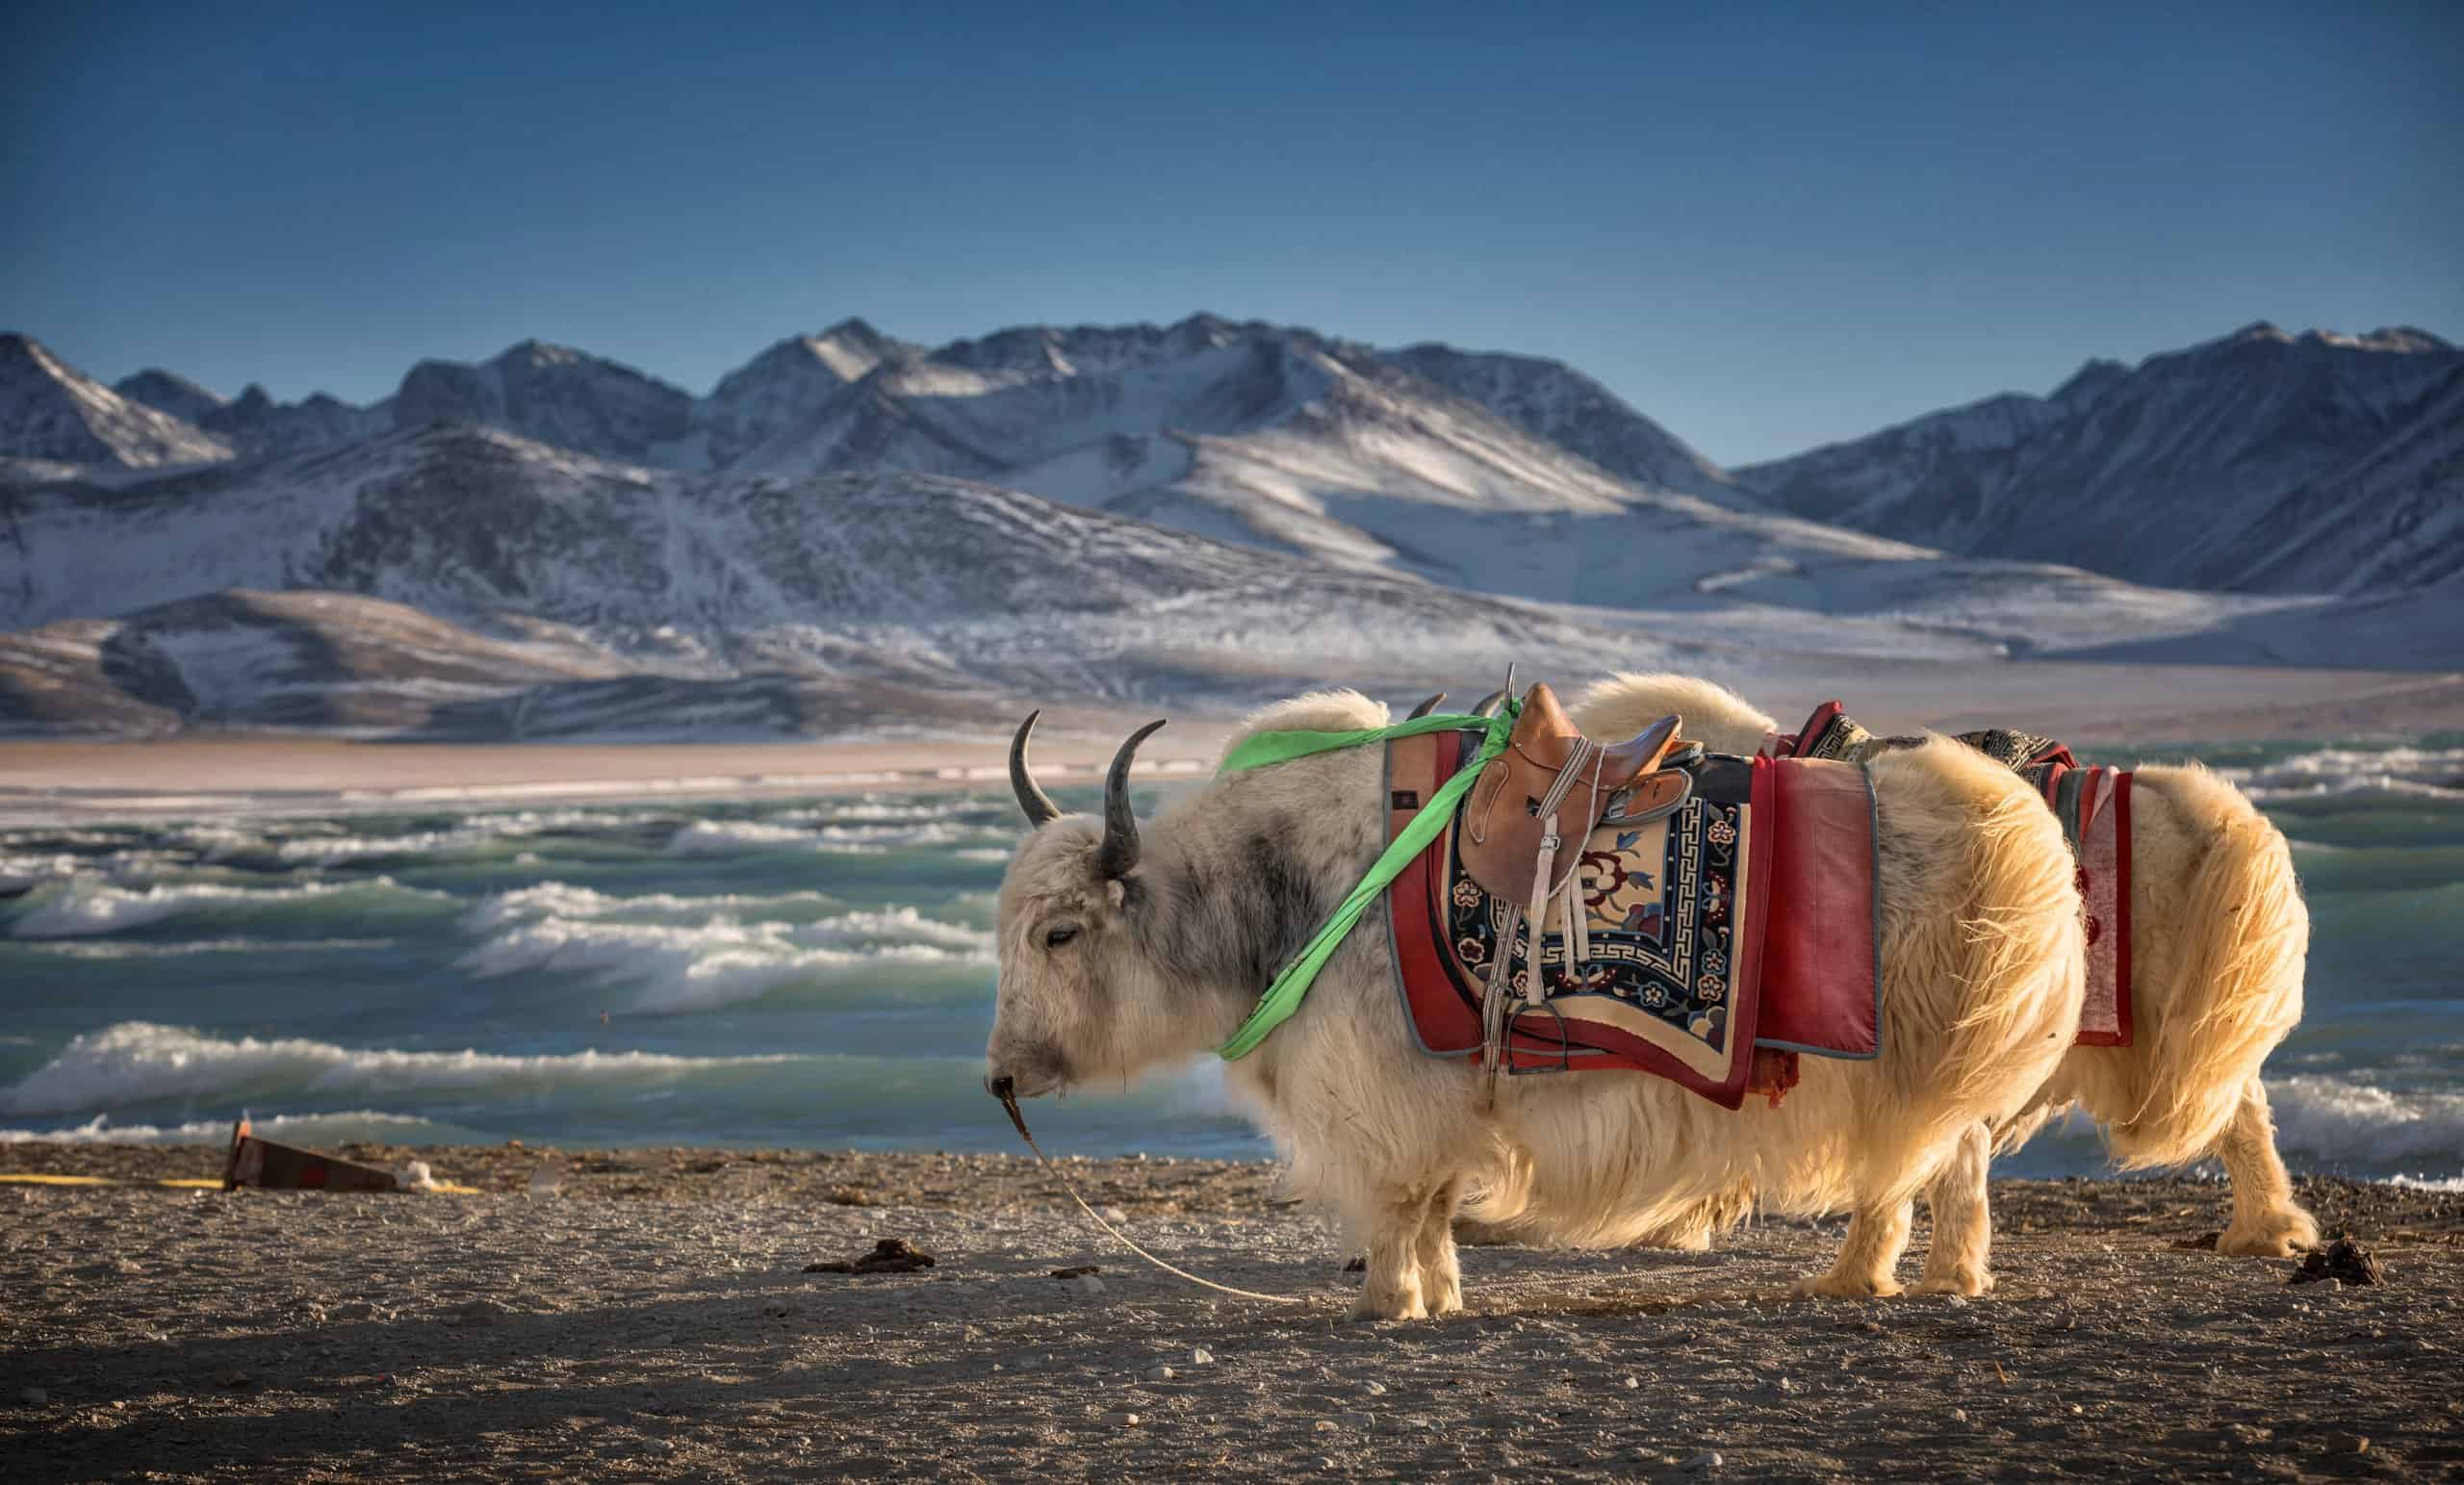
1504;673;2316;1260
984;690;2084;1318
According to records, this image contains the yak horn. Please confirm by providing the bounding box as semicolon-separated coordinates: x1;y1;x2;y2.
1470;689;1507;718
1009;712;1063;828
1406;692;1447;719
1098;719;1168;880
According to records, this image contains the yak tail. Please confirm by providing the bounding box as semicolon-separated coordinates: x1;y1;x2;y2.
2106;765;2308;1168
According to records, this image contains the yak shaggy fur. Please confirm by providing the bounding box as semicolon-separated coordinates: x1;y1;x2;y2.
1551;673;2318;1260
987;688;2086;1319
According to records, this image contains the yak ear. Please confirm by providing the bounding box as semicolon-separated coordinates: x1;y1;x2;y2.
1105;879;1127;909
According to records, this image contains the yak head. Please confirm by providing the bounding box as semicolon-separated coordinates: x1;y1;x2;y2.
984;712;1182;1102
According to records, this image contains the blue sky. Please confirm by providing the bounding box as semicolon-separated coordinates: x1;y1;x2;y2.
6;1;2456;466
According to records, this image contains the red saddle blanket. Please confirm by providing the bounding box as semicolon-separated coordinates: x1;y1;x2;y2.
1384;730;1881;1111
1771;703;2133;1047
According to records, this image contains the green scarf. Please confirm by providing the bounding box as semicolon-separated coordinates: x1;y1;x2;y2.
1213;703;1517;1060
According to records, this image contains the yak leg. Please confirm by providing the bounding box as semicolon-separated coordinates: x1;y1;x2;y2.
1349;1185;1436;1321
1793;1200;1912;1298
2215;1079;2320;1257
1413;1176;1466;1317
1913;1122;1996;1295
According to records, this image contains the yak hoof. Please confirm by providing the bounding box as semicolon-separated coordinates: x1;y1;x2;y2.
1912;1269;1994;1297
1791;1271;1905;1299
1349;1290;1430;1322
2218;1211;2320;1258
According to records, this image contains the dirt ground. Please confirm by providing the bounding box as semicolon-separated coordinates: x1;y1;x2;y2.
3;1145;2459;1482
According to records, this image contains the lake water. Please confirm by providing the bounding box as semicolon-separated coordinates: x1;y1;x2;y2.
3;736;2459;1186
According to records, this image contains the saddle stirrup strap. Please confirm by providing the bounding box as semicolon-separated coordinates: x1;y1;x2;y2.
1522;736;1598;1005
1479;904;1524;1107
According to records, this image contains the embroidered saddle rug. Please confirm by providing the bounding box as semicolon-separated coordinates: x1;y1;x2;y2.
1384;728;1883;1110
1774;703;2133;1047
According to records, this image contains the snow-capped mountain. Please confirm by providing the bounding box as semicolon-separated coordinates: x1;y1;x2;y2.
0;424;1673;734
1738;322;2464;593
0;335;230;469
2;313;2453;734
113;369;227;425
393;339;696;466
683;319;919;471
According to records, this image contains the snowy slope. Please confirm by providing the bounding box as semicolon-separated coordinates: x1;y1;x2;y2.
1382;343;1739;502
0;336;230;468
1739;323;2464;593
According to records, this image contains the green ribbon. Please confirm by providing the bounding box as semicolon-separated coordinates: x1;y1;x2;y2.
1214;704;1517;1061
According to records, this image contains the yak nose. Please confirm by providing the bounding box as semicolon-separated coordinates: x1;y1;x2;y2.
986;1072;1015;1101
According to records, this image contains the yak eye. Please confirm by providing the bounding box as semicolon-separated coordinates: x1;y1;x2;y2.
1043;924;1080;950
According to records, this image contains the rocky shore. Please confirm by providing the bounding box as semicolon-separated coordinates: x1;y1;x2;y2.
3;1144;2459;1481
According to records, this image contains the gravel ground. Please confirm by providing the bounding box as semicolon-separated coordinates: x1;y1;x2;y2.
2;1145;2459;1482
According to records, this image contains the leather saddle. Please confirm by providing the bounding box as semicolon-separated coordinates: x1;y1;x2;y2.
1460;682;1686;905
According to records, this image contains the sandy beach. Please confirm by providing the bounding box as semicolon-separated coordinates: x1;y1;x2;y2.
3;1144;2458;1482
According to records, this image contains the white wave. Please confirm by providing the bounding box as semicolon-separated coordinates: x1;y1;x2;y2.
0;1110;445;1144
8;877;449;939
810;821;1014;850
661;816;1014;858
19;937;398;960
456;909;993;1012
0;1021;815;1115
953;848;1015;863
781;798;990;825
662;819;818;856
271;828;501;865
2222;744;2464;803
2388;1173;2464;1192
2265;1074;2464;1165
459;881;843;934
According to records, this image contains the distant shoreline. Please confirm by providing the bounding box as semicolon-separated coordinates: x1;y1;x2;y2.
4;658;2459;827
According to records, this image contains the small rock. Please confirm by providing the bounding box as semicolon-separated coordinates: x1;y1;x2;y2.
1109;1411;1142;1427
2290;1238;2386;1287
1099;1206;1129;1224
1146;1366;1175;1383
1317;1458;1338;1472
1073;1274;1105;1297
19;1387;47;1406
1343;1411;1375;1430
1941;1293;1968;1308
1314;1419;1339;1433
2323;1433;2370;1455
1362;1381;1387;1396
1950;1408;1969;1424
1050;1266;1100;1280
1684;1448;1724;1472
806;1238;935;1275
1623;1376;1640;1390
1191;1347;1215;1366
